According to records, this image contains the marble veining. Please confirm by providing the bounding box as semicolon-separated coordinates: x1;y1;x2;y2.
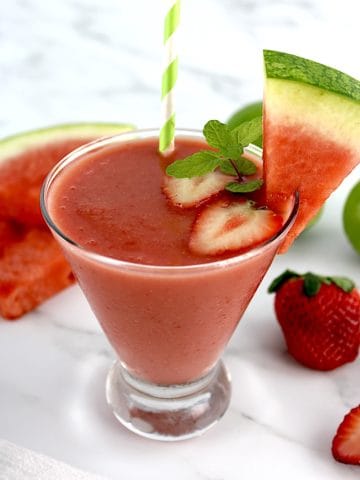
1;0;360;479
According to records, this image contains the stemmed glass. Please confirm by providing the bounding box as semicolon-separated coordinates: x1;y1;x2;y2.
41;129;298;441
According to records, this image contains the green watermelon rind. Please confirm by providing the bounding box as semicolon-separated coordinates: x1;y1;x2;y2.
264;51;360;152
0;122;135;164
264;50;360;102
263;50;360;250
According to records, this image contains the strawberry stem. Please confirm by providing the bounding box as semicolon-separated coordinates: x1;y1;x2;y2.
268;270;356;296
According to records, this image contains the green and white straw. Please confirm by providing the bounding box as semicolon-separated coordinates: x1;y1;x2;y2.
159;0;181;155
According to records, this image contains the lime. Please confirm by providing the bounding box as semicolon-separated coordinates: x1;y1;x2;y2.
305;206;324;231
343;181;360;253
227;101;263;147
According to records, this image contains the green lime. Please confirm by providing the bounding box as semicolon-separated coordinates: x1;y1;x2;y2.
343;181;360;254
227;101;263;147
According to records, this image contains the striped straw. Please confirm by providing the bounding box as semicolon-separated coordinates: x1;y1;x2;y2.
159;0;181;155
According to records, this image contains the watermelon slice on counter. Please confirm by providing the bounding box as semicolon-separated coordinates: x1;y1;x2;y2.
0;123;134;226
0;123;133;319
263;50;360;251
0;227;74;319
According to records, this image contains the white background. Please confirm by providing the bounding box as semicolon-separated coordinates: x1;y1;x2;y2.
0;1;360;479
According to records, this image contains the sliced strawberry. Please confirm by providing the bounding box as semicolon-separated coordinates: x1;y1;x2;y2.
332;405;360;465
189;198;283;256
162;171;233;208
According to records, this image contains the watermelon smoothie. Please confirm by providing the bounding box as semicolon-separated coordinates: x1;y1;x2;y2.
42;129;298;440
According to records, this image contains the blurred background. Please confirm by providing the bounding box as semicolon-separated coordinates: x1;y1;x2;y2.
1;0;359;136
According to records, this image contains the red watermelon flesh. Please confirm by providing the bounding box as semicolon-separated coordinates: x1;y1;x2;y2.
0;139;99;226
264;122;356;251
0;220;22;255
263;50;360;252
0;123;133;319
0;227;74;319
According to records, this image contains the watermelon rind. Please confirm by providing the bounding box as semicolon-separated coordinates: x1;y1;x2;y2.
264;50;360;151
263;50;360;251
265;83;360;153
264;50;360;101
0;123;134;164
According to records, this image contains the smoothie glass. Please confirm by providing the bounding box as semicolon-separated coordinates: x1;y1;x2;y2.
41;129;299;441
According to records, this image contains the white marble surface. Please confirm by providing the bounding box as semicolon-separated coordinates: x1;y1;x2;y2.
1;0;360;478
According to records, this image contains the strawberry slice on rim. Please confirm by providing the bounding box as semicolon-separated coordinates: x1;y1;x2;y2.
332;405;360;465
163;171;233;208
189;197;283;256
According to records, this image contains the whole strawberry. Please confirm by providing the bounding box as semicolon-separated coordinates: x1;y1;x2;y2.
268;270;360;370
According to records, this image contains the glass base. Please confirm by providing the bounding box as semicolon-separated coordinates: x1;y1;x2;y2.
106;360;231;441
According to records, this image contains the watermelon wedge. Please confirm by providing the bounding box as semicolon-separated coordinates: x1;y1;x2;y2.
0;228;74;319
0;122;133;319
263;50;360;251
0;123;133;226
0;220;22;256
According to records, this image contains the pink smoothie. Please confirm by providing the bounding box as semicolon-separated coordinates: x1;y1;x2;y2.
48;135;285;385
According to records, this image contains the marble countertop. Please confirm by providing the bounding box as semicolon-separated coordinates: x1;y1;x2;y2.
1;0;360;478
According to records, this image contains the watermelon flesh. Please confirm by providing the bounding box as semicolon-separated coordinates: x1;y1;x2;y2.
263;51;360;251
0;123;133;319
264;121;357;250
0;139;95;226
0;220;22;256
0;226;74;319
0;124;133;226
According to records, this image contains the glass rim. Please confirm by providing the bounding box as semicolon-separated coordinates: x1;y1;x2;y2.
40;128;299;274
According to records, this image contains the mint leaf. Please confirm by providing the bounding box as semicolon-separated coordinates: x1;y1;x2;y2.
220;145;243;160
165;117;264;197
237;158;257;175
231;116;262;147
329;276;355;293
220;158;257;176
220;160;237;177
203;120;232;149
220;160;238;176
303;272;322;297
225;179;263;193
166;151;221;178
236;158;257;175
268;270;300;293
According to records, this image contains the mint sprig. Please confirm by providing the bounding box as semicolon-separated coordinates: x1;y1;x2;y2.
225;179;263;193
231;117;263;147
166;151;220;178
220;158;257;176
203;120;233;150
165;118;263;194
